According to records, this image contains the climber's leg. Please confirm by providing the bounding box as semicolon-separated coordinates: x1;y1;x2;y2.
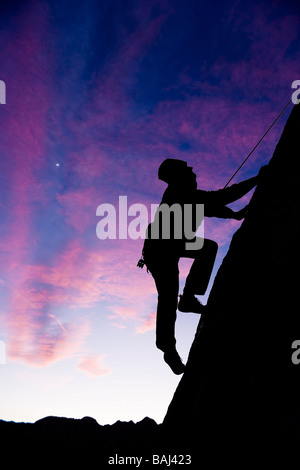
178;238;218;313
148;257;180;352
145;253;185;374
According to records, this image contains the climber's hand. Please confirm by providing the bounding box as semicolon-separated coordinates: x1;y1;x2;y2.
258;164;269;180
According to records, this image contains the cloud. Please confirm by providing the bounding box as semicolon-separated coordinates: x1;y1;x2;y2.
107;292;155;331
7;310;90;368
108;305;141;322
77;354;112;377
135;313;156;335
2;235;157;366
108;303;157;335
56;188;99;234
204;218;243;247
3;240;101;366
1;0;298;374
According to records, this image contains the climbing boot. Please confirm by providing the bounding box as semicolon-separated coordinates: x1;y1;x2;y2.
163;349;185;375
178;294;205;314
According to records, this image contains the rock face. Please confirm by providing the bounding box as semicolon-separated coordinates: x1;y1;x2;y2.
164;103;300;454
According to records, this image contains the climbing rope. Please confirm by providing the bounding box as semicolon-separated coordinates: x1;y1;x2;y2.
223;97;293;188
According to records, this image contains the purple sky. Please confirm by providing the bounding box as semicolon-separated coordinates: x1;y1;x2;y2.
0;0;299;424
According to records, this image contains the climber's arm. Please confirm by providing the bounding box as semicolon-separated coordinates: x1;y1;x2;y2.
208;175;258;206
205;204;248;220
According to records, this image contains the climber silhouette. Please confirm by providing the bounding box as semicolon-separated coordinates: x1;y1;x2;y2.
140;158;261;375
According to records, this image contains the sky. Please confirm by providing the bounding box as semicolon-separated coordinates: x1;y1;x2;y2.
0;0;299;425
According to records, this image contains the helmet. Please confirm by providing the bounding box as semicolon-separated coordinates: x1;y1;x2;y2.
158;158;188;183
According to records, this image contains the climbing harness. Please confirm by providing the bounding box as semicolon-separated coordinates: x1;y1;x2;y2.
223;97;293;188
137;256;145;269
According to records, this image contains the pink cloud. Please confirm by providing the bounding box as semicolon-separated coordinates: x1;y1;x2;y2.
207;7;299;99
93;240;155;303
1;0;297;375
38;1;298;209
108;305;141;322
56;188;99;233
204;218;243;247
2;204;242;368
7;308;90;367
108;303;157;335
63;2;172;170
3;240;101;366
77;354;112;377
107;279;156;331
18;241;105;307
3;236;158;366
135;313;156;335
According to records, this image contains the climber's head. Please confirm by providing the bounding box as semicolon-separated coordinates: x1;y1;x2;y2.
158;158;197;187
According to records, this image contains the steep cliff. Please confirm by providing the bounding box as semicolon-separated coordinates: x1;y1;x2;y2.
164;103;300;456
